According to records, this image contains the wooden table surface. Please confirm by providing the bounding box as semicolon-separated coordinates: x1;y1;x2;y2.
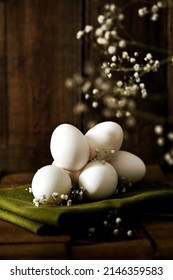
0;165;173;260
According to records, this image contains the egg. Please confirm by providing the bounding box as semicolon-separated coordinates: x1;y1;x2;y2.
78;161;118;200
85;121;123;160
109;150;146;183
50;123;90;171
52;160;80;184
32;165;72;204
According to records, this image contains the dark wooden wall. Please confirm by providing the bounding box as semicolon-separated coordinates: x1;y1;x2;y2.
0;0;172;174
0;0;84;173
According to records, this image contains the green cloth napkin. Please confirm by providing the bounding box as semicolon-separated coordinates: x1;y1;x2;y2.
0;181;173;234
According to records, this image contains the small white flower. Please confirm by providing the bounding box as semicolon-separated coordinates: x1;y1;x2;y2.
125;111;131;117
107;73;112;78
85;25;93;33
108;45;116;54
92;101;99;108
151;5;159;13
64;194;69;200
82;81;91;93
67;199;72;207
110;4;116;12
116;217;122;224
110;63;116;68
139;83;145;89
92;88;99;95
151;13;159;21
133;63;140;71
104;31;110;40
105;18;113;27
95;27;103;37
127;230;133;237
105;67;111;74
154;125;163;135
122;51;129;59
157;1;163;8
33;197;41;207
76;30;84;39
141;88;147;98
167;132;173;141
97;15;105;24
145;53;153;61
134;72;139;78
96;37;108;45
117;80;123;87
157;137;165;146
130;57;136;63
73;103;88;114
85;93;89;100
144;63;151;72
111;30;117;38
118;13;124;21
138;7;148;17
60;194;65;200
111;55;117;62
52;192;59;199
118;39;126;48
65;78;73;88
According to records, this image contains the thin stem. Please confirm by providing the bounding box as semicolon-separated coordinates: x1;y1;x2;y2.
128;40;171;55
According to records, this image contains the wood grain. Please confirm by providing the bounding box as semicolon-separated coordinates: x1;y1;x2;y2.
0;0;83;173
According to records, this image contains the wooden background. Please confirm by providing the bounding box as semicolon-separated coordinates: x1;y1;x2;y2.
0;0;172;174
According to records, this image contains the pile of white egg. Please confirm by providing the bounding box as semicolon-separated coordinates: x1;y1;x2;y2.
32;121;146;205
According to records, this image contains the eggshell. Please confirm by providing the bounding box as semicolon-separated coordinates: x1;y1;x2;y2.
85;121;123;160
52;160;80;184
78;161;118;200
109;150;146;183
50;123;90;171
32;165;72;204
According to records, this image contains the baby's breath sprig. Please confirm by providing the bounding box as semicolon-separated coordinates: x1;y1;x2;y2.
117;177;133;194
33;195;46;207
87;209;134;241
66;2;167;127
138;1;170;21
154;124;173;166
66;0;173;168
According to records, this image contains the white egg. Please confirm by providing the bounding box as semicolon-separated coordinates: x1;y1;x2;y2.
109;150;146;183
50;123;90;171
85;121;123;160
32;165;72;204
52;160;80;184
78;161;118;200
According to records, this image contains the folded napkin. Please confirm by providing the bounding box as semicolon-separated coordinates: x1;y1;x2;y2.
0;181;173;235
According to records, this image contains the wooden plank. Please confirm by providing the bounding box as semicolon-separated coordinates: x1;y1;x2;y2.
143;220;173;259
70;239;155;260
0;243;68;260
0;220;70;244
0;1;7;147
0;172;33;186
167;4;173;122
0;0;84;173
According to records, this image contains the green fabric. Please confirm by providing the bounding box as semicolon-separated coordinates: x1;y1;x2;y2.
0;181;173;234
